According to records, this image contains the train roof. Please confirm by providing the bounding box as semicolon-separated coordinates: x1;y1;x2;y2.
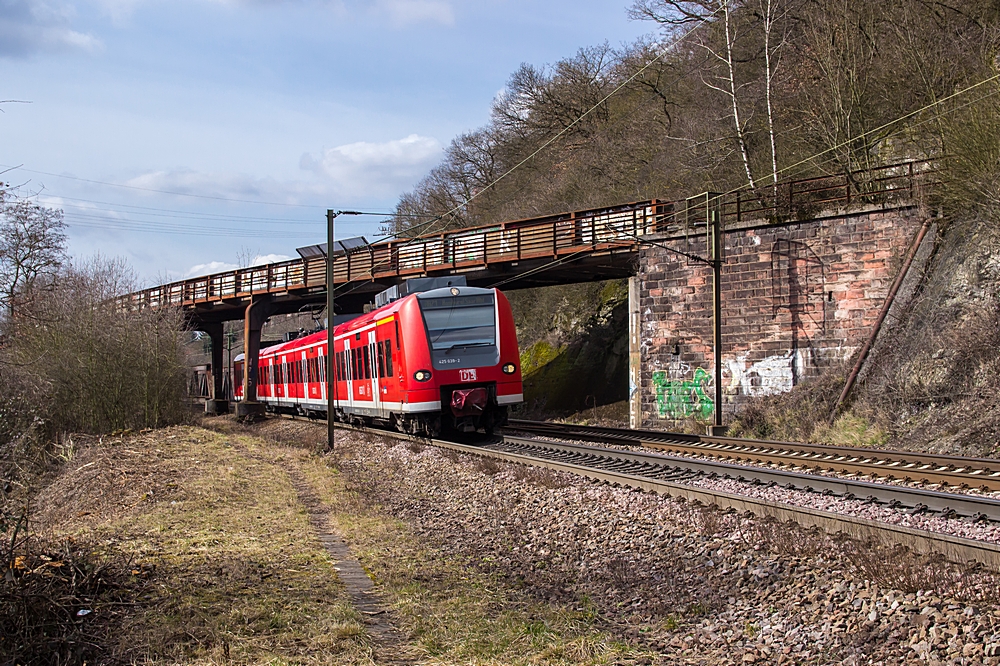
258;295;406;357
259;285;499;357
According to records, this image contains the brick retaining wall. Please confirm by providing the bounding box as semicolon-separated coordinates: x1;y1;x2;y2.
638;205;930;427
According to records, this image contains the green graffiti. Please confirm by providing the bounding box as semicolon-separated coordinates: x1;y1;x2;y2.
652;367;715;420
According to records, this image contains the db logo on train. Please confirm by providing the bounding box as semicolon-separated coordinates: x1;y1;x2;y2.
459;369;478;382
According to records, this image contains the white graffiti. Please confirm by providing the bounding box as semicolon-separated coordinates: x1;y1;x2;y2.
725;347;856;397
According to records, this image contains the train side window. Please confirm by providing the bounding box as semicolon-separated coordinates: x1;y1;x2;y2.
363;345;372;379
376;341;385;378
394;320;400;351
385;341;393;377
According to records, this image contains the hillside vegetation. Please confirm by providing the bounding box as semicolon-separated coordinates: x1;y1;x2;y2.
389;0;1000;440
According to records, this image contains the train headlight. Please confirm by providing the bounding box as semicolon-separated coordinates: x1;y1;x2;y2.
502;363;517;375
413;370;432;382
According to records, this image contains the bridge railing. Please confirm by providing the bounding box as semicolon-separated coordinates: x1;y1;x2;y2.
122;158;938;309
124;200;663;308
659;158;939;232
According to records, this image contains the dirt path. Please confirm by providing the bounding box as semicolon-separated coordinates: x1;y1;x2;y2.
284;465;414;665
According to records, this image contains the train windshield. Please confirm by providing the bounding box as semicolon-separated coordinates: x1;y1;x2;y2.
418;292;496;351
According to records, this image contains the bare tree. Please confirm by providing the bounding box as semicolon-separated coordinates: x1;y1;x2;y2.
757;0;790;189
631;0;760;189
0;195;67;321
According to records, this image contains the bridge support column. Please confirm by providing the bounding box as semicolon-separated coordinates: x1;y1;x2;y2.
202;322;229;415
236;294;275;421
628;276;642;429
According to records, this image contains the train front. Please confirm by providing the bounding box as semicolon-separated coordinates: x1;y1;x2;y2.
404;285;522;434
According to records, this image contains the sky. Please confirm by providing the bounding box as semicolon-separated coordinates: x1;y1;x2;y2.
0;0;654;285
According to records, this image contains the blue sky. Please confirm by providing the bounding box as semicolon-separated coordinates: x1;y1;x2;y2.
0;0;652;285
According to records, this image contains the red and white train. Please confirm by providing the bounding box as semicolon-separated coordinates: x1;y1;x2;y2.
234;278;522;435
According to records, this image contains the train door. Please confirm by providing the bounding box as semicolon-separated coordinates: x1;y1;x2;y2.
342;337;354;414
277;355;286;401
367;330;384;418
376;316;400;408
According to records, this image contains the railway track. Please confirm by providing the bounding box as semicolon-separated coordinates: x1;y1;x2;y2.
506;419;1000;492
276;415;1000;567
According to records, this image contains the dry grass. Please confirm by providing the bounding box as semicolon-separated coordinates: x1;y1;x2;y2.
29;418;645;664
30;426;371;665
299;432;648;665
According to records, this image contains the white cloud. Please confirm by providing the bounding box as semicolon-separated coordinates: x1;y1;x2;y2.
183;253;293;278
184;260;239;278
300;133;441;199
250;253;292;265
378;0;453;27
124;169;308;203
0;0;103;57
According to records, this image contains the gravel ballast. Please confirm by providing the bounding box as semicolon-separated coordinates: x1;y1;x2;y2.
523;434;1000;544
333;430;1000;665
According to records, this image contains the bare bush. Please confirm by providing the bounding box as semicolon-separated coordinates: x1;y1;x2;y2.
474;456;501;476
0;505;147;665
523;466;572;489
740;516;826;558
438;447;460;463
4;257;189;436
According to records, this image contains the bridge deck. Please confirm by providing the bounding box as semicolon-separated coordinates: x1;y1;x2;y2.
124;159;936;325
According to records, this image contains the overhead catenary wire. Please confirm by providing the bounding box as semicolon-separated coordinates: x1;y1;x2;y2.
0;164;326;208
327;13;723;302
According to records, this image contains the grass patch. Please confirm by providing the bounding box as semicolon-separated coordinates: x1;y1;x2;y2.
298;438;647;665
32;427;370;664
810;413;890;449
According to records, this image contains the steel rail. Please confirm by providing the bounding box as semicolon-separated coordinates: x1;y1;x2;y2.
325;421;1000;569
494;436;1000;521
505;420;1000;491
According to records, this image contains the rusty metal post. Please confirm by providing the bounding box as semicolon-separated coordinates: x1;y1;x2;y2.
202;322;228;416
236;294;274;421
831;218;932;421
